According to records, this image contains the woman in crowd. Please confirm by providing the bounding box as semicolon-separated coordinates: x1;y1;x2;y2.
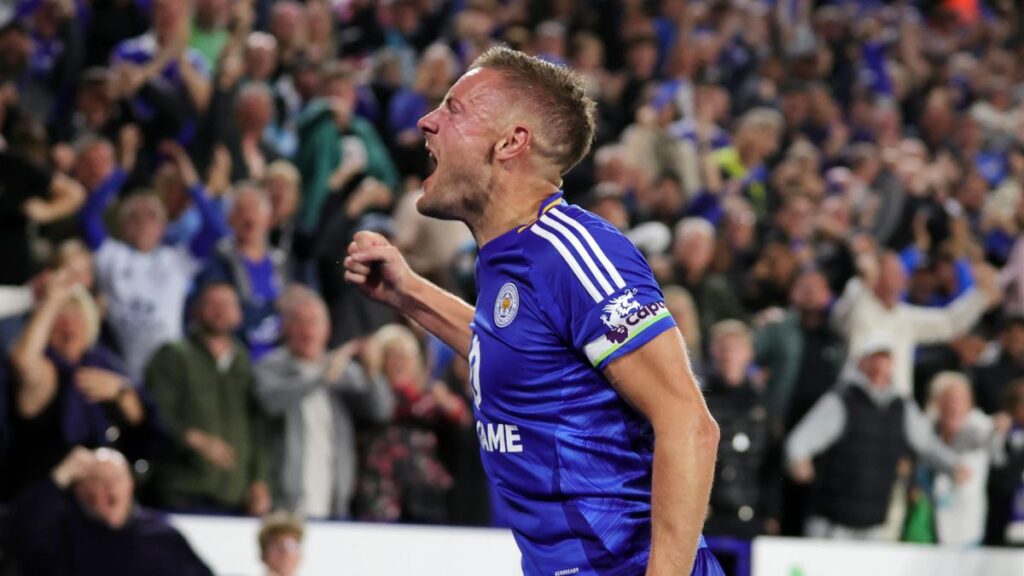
2;270;162;499
355;324;470;523
919;372;993;545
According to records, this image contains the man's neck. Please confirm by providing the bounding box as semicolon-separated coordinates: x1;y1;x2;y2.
237;239;268;261
799;309;825;330
469;181;560;248
195;17;219;32
291;347;324;363
737;145;760;169
718;369;747;387
203;333;234;359
684;265;707;286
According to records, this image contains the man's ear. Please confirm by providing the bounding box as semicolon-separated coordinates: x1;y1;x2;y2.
494;125;531;161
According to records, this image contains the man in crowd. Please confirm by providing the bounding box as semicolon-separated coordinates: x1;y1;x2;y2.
986;378;1024;546
832;249;1000;398
703;320;777;540
144;282;269;515
80;141;226;381
4;447;213;575
756;269;844;430
294;62;398;236
786;336;967;540
200;183;285;360
0;130;86;287
669;217;747;343
755;270;845;535
254;285;393;519
974;314;1024;414
110;0;212;142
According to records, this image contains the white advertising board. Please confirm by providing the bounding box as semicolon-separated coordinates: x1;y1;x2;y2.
171;515;522;576
752;536;1024;576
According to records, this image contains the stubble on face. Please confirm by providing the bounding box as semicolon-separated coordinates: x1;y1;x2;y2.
416;150;493;223
416;70;510;225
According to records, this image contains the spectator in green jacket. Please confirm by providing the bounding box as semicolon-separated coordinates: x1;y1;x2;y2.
755;269;845;537
294;63;399;236
144;282;270;515
755;269;844;429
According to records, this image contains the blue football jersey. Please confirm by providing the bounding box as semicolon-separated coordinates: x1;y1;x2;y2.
470;192;710;575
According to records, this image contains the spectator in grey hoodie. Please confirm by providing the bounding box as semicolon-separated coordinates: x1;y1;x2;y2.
253;285;393;519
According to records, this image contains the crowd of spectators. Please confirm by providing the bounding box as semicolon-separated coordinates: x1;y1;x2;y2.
1;0;1024;573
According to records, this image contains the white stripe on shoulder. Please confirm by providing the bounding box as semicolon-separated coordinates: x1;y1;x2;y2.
539;214;614;296
549;208;626;289
531;223;604;302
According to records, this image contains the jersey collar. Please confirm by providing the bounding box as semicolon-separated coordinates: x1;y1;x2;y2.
517;190;565;233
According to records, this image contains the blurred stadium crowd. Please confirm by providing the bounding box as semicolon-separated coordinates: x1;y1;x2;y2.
0;0;1023;574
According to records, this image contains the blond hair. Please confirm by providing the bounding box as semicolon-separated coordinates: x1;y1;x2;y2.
927;371;973;417
265;160;301;188
258;511;304;554
67;285;101;349
117;193;167;226
373;324;422;360
54;239;91;268
470;46;597;174
710;319;751;346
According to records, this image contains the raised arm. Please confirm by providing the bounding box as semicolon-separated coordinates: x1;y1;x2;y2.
906;265;998;345
78;169;126;250
603;329;719;576
252;355;323;415
177;51;213;114
8;448;92;576
10;274;76;418
830;263;875;339
336;342;395;424
345;231;475;357
160;141;228;258
22;173;86;226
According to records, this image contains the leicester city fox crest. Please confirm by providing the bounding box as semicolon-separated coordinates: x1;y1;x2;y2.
494;282;520;328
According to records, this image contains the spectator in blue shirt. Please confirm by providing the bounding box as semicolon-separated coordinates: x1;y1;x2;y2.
199;183;285;360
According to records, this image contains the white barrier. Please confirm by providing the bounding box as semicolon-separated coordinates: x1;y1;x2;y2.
171;515;522;576
172;517;1024;576
752;536;1024;576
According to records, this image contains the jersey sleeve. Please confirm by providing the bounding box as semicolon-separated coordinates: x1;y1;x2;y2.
530;207;676;370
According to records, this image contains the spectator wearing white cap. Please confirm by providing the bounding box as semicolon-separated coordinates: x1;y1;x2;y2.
785;334;968;541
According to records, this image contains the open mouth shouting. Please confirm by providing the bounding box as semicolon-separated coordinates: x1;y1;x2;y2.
424;142;440;190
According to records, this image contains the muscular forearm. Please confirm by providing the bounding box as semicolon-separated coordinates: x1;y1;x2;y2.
400;275;475;357
646;417;718;576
